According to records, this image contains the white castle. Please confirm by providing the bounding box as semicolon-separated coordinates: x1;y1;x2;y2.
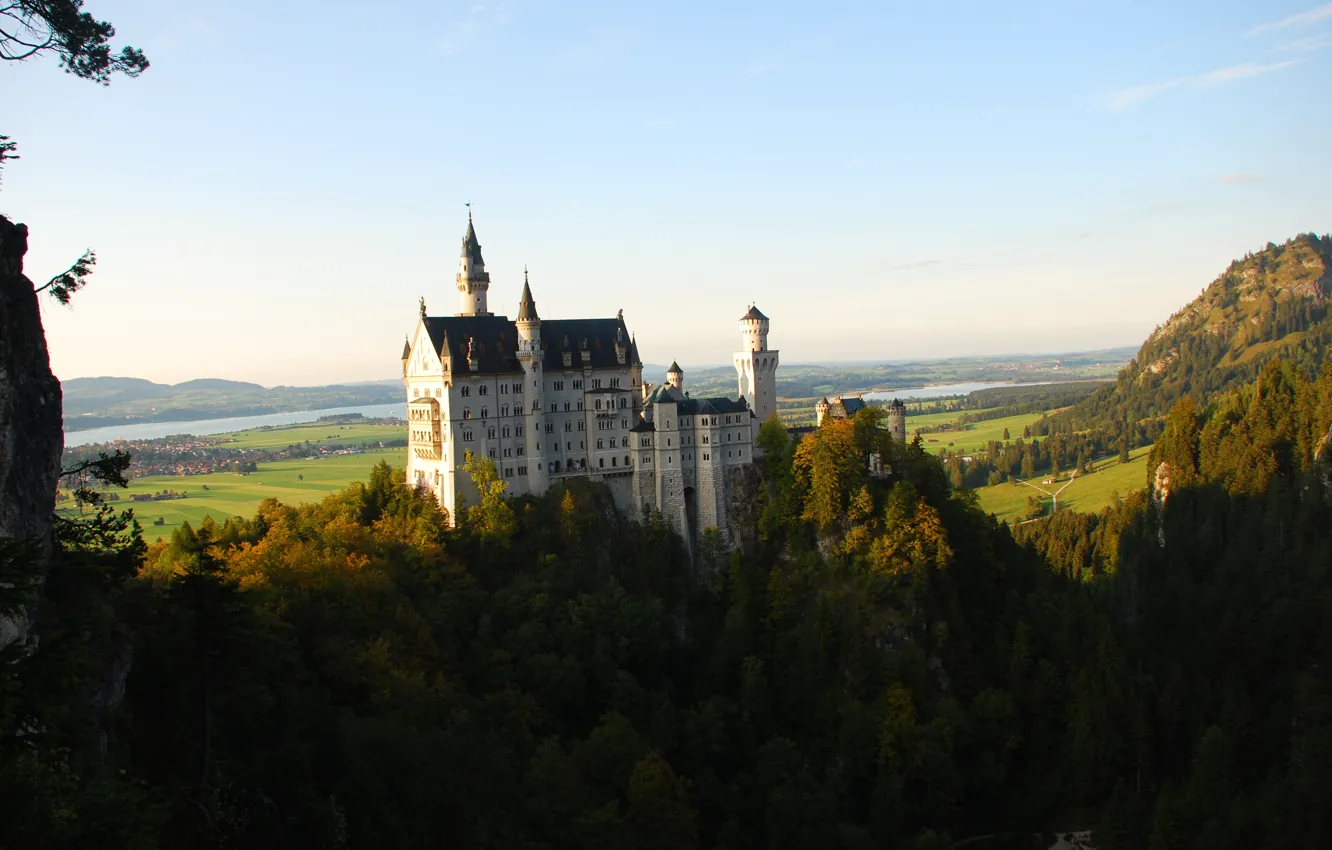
401;214;779;545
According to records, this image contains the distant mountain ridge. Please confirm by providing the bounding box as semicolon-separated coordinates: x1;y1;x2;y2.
1066;232;1332;436
62;377;402;431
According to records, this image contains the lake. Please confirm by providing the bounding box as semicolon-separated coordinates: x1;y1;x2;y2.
861;381;1053;401
65;403;408;447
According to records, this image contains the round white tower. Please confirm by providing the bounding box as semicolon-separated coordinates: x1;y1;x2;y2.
456;210;492;316
815;396;830;426
666;361;683;391
516;268;549;492
733;304;780;444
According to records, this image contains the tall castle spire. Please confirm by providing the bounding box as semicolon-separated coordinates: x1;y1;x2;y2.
456;207;492;316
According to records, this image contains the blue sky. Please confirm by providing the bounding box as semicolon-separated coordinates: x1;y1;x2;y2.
5;0;1330;385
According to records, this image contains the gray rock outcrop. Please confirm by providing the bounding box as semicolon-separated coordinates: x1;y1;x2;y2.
1;214;65;651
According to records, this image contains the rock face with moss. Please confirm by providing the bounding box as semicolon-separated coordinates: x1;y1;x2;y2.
0;215;64;650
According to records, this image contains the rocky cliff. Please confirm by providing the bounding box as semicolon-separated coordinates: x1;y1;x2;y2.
0;214;64;651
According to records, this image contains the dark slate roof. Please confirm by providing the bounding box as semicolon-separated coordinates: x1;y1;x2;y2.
423;314;522;375
741;305;768;321
645;384;685;405
677;396;750;416
842;397;867;415
419;313;642;377
517;278;538;321
541;318;640;372
667;361;682;373
401;337;411;359
586;386;632;394
630;419;655;433
462;215;484;265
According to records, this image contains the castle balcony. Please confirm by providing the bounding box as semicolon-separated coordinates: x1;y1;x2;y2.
408;397;443;459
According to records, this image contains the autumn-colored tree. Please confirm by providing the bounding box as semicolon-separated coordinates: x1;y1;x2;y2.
792;418;864;531
462;450;516;542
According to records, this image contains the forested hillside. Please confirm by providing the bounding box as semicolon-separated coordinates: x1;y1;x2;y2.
5;373;1332;847
1048;233;1331;443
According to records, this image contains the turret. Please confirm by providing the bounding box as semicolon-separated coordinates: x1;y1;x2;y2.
456;210;492;316
740;304;769;352
816;396;830;426
401;336;411;379
886;398;907;443
666;361;683;390
516;267;541;357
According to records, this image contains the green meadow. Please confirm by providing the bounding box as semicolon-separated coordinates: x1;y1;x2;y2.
907;409;1058;457
974;445;1154;522
209;421;404;450
68;448;408;544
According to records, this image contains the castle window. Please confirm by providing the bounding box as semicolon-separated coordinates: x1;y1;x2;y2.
564;402;570;411
597;439;604;449
621;437;628;447
488;449;496;458
599;458;605;468
501;405;509;417
503;427;510;438
592;378;602;388
504;467;513;477
413;389;420;398
667;439;672;446
519;465;527;475
499;384;507;394
596;400;602;410
546;423;554;433
435;388;441;397
624;455;630;466
621;418;628;428
612;457;617;467
573;379;583;389
488;428;496;439
464;408;471;419
517;447;524;456
703;453;709;461
580;442;584;450
577;421;585;431
553;460;561;472
577;401;583;410
610;378;620;388
481;407;489;418
553;380;565;391
516;426;524;437
513;383;522;393
479;386;489;396
463;430;473;441
619;398;627;408
702;436;709;444
668;456;672;464
504;448;511;457
550;403;557;412
565;422;572;432
461;386;471;397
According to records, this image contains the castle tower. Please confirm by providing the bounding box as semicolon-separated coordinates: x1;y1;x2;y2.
734;305;780;434
455;210;492;316
886;398;907;443
815;396;830;426
516;268;549;492
666;361;683;390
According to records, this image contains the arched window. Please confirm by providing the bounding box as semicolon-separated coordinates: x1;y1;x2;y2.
461;386;471;397
463;408;471;419
481;407;489;418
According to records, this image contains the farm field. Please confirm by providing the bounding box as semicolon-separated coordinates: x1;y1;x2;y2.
65;448;408;543
209;420;403;450
907;409;1058;457
975;445;1153;522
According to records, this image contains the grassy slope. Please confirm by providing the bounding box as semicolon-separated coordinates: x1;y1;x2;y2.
975;445;1153;522
907;410;1056;456
69;448;408;544
211;421;404;450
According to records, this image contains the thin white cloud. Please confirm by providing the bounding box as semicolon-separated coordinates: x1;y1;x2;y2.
1249;3;1332;36
1105;59;1301;109
1282;33;1331;51
437;0;511;57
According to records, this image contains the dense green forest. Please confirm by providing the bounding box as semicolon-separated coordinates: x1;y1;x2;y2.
4;356;1331;848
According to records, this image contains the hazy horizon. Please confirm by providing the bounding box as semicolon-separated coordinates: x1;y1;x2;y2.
7;1;1330;384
